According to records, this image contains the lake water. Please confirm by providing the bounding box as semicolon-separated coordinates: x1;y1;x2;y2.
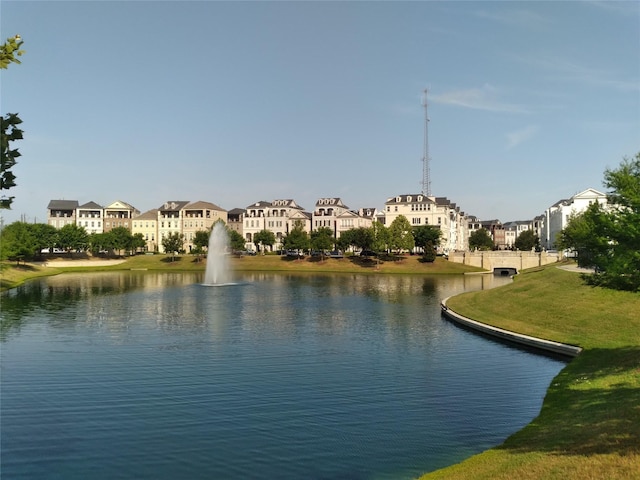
1;272;567;479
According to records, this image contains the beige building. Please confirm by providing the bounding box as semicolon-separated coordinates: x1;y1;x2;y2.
384;194;468;253
132;209;159;252
47;200;78;229
182;201;228;253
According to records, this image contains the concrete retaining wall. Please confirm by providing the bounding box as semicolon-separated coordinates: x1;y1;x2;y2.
441;297;582;358
448;251;561;272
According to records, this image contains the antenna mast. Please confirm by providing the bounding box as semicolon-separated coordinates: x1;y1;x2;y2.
421;88;432;197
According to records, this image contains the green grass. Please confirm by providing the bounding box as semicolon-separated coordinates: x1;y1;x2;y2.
420;266;640;480
0;253;483;291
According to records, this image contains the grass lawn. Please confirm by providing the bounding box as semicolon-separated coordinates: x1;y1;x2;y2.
0;253;482;291
419;266;640;480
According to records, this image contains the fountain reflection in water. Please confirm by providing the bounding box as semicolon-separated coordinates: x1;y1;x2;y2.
203;223;232;285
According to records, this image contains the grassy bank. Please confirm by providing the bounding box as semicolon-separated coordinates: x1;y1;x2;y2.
420;266;640;480
0;253;483;291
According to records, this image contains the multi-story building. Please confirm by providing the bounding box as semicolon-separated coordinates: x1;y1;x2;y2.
244;199;310;251
132;209;159;252
47;200;79;229
541;188;607;250
156;201;190;253
383;194;468;253
227;208;245;237
181;201;227;252
312;198;350;235
76;201;104;234
103;200;139;233
503;220;534;249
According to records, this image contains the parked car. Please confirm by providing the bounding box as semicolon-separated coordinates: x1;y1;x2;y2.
328;250;344;258
285;249;304;258
359;249;377;257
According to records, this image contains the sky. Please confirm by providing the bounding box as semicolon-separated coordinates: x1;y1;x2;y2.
1;0;639;226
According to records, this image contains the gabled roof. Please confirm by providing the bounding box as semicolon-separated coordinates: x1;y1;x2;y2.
105;200;137;210
47;199;79;210
359;208;377;218
227;208;246;216
184;200;226;212
157;200;190;211
272;199;303;210
136;209;159;220
78;201;103;210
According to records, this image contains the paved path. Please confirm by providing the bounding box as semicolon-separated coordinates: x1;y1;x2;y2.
557;264;595;273
39;259;127;267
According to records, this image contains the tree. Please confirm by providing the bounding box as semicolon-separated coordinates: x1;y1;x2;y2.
162;232;184;261
227;228;246;252
0;221;36;262
370;220;389;254
254;229;276;253
57;224;88;255
469;228;494;251
514;229;539;251
1;35;25;210
559;154;640;291
282;221;309;253
414;225;442;262
31;223;58;256
388;215;415;254
192;230;210;255
310;227;334;258
131;233;146;254
109;227;133;256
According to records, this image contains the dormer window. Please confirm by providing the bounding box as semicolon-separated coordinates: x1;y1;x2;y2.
418;195;423;202
407;196;412;202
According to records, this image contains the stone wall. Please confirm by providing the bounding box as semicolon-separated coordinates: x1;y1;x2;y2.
448;250;561;272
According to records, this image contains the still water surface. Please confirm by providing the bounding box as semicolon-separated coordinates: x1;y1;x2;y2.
1;272;566;479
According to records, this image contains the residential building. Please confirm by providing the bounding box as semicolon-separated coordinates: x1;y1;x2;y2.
313;198;350;237
503;220;534;249
541;188;607;250
132;209;159;252
157;201;190;253
227;208;245;237
76;201;104;234
244;199;310;251
103;200;139;232
47;199;79;229
182;201;228;253
384;194;468;253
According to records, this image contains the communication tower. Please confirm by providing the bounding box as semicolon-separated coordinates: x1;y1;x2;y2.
421;88;432;197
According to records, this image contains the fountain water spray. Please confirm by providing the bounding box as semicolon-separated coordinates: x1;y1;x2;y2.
204;223;231;285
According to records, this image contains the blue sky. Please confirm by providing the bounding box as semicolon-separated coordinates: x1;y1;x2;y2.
2;1;638;225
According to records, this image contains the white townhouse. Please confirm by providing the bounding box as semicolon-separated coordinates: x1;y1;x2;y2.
313;198;351;236
541;188;607;250
76;201;104;234
244;199;310;251
157;200;190;253
384;194;468;253
47;199;79;229
335;207;377;239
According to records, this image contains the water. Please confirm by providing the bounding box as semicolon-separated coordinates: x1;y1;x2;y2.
1;272;567;479
204;222;231;285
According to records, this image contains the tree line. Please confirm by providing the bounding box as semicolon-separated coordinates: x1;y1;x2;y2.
558;154;640;292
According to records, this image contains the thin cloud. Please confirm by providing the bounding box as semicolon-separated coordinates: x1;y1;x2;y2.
474;8;550;29
513;55;640;93
431;85;530;113
506;125;539;150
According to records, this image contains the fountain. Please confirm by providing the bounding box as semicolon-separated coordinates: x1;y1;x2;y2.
203;222;232;285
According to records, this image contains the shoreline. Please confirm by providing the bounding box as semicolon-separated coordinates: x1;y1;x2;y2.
440;296;582;358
